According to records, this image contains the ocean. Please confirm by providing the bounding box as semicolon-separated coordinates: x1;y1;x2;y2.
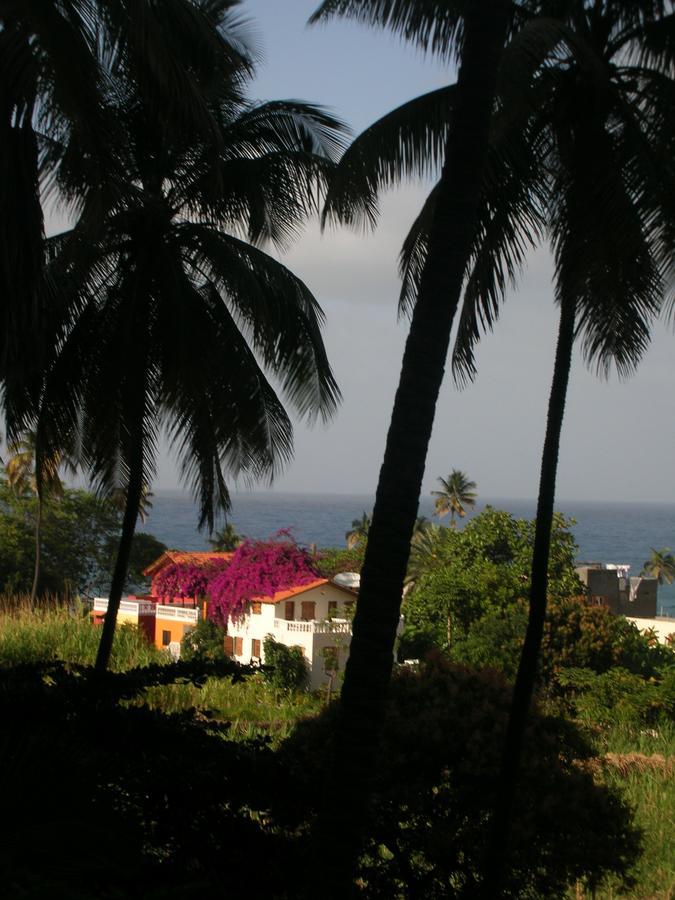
144;491;675;617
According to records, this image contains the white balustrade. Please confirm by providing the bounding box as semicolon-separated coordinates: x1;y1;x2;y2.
272;618;351;635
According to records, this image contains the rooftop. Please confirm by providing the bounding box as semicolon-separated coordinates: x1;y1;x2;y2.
143;550;234;578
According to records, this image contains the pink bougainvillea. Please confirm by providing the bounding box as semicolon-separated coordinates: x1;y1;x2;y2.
207;533;319;624
154;558;229;601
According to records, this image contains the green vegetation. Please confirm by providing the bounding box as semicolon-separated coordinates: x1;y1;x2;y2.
0;591;672;897
262;635;310;693
0;600;161;671
0;479;166;596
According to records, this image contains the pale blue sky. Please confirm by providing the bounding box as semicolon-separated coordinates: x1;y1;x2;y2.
49;0;675;503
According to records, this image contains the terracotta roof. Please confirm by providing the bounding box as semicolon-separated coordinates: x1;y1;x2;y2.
143;551;234;578
256;578;358;604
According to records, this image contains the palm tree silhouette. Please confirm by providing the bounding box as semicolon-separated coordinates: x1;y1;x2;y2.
481;6;675;886
432;470;477;527
37;7;346;671
309;0;513;887
1;0;245;432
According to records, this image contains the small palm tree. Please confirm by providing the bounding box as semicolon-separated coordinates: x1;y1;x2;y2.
432;470;477;527
345;511;371;549
641;549;675;586
209;523;242;552
110;486;154;525
5;429;76;601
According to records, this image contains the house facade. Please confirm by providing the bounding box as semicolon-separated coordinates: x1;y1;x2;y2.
225;578;359;690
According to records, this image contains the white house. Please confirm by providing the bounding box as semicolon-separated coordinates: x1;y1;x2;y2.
225;577;361;690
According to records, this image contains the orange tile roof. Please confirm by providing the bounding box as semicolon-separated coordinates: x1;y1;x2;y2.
256;578;358;604
143;551;234;577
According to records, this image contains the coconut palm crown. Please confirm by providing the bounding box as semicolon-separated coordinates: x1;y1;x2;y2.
432;469;477;526
641;548;675;586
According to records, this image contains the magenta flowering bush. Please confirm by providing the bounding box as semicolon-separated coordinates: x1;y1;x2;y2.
208;534;319;624
154;559;228;600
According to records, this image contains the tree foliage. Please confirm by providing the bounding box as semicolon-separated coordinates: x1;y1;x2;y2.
401;507;581;655
0;481;164;596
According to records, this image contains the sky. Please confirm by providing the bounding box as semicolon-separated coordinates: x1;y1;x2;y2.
48;0;675;504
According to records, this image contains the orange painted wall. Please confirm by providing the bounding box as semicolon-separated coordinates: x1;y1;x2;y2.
154;617;194;650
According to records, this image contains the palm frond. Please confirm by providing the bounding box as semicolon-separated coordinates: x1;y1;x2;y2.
323;85;455;229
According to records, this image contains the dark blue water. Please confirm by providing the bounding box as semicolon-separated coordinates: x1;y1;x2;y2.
144;491;675;616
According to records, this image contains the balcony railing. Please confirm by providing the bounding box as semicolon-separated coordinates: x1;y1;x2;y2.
93;598;156;616
273;618;351;635
156;605;199;623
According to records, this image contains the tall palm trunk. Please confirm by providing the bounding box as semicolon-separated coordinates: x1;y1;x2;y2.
313;3;510;893
485;290;577;897
30;493;42;603
95;420;144;673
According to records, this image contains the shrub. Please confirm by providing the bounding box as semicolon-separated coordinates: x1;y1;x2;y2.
273;655;641;898
181;618;228;661
262;635;309;692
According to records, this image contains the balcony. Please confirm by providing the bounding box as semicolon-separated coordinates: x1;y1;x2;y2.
272;618;351;635
155;605;199;623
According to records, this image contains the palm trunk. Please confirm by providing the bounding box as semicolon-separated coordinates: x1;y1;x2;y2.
95;421;144;673
29;493;42;603
313;4;510;893
485;290;577;896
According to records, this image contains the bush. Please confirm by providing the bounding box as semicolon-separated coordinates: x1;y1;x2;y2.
272;655;641;898
262;635;309;692
314;545;365;579
557;666;675;730
181;617;228;661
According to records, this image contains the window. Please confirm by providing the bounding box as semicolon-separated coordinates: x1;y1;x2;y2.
251;601;262;615
224;635;234;655
345;600;355;615
234;636;243;656
251;638;261;658
328;600;338;616
285;601;295;621
301;600;316;621
161;630;171;647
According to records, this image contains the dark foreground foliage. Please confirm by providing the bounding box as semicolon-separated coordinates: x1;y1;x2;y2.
274;655;641;899
0;655;640;899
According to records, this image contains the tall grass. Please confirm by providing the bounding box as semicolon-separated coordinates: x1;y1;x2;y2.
142;673;323;744
0;596;162;670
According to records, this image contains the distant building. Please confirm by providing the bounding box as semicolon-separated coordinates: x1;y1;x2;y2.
575;562;657;618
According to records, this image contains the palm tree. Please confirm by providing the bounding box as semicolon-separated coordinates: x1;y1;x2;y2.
308;0;514;888
208;522;242;552
110;486;154;525
432;469;477;526
345;511;371;549
37;7;345;672
1;0;249;434
480;5;675;889
5;429;76;602
641;548;675;586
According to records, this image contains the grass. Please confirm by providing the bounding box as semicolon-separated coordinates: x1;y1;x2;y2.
142;673;324;744
573;722;675;900
0;596;163;671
